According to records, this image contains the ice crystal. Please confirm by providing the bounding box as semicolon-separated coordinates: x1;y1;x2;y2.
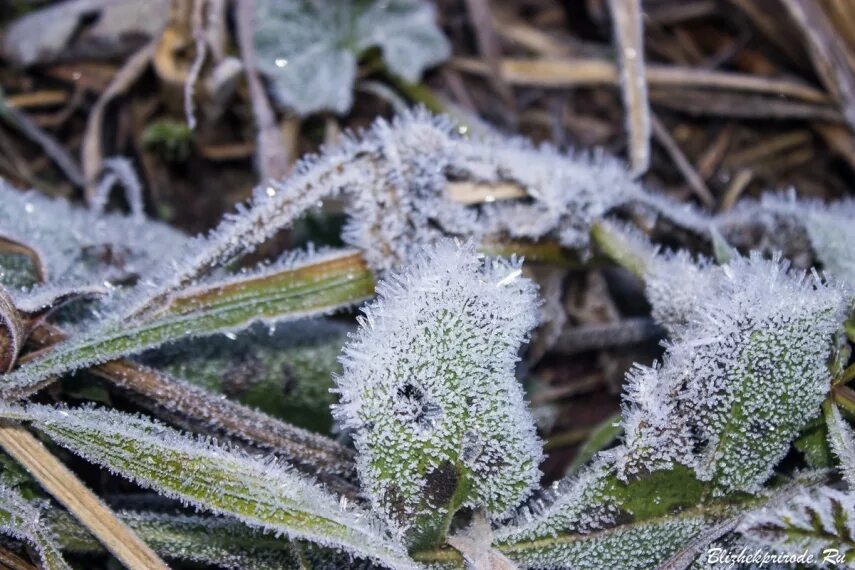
827;404;855;488
644;249;715;337
334;240;542;545
0;483;70;570
503;513;710;570
342;110;645;273
0;180;186;289
617;253;847;493
253;0;450;115
738;485;855;562
494;457;618;544
91;156;145;219
0;403;415;569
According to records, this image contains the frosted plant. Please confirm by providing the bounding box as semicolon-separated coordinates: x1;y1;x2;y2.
738;485;855;563
91;156;145;220
253;0;450;115
0;180;186;290
334;240;542;547
0;483;70;570
0;402;416;569
615;253;848;493
826;404;855;488
643;249;715;337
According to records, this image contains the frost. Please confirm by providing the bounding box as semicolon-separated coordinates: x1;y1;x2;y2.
0;180;187;290
342;110;646;273
334;240;542;546
50;509;308;570
502;513;710;570
0;403;416;569
253;0;450;115
0;483;71;570
644;249;715;337
616;253;848;493
92;156;145;220
494;457;618;544
827;404;855;488
738;485;855;561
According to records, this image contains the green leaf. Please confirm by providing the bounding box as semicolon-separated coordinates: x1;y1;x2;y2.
794;417;834;469
1;250;374;398
147;320;348;433
566;413;623;475
50;510;303;570
0;404;415;569
253;0;450;115
498;514;711;570
739;485;855;563
0;482;71;570
825;402;855;488
336;241;542;549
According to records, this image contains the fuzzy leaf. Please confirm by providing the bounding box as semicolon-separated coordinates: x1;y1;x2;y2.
618;253;847;494
497;514;711;570
826;403;855;488
1;250;374;398
0;483;70;570
253;0;450;115
738;485;855;563
146;320;348;433
335;240;542;548
0;403;415;569
50;510;303;570
0;180;186;289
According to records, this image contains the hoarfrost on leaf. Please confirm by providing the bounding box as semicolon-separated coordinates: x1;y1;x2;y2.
334;240;542;547
253;0;450;115
617;253;848;493
738;485;855;562
826;403;855;488
0;403;416;569
0;483;71;570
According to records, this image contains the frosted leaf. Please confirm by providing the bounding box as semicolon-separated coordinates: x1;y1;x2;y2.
342;110;646;273
0;403;415;569
92;156;145;219
50;509;305;570
499;513;711;570
253;0;450;115
1;249;373;397
334;240;542;547
738;485;855;562
712;191;855;285
0;180;187;289
0;483;71;570
826;404;855;488
617;253;848;493
644;250;715;337
494;457;618;544
145;320;349;433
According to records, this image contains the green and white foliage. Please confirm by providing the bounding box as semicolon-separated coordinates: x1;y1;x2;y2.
827;404;855;488
253;0;450;115
145;320;348;432
0;483;71;570
334;240;542;547
738;485;855;564
342;111;647;273
0;403;416;569
714;192;855;288
616;253;848;493
0;180;186;292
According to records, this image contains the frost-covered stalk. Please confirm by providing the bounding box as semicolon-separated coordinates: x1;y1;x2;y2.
617;253;848;493
0;483;70;570
335;240;542;548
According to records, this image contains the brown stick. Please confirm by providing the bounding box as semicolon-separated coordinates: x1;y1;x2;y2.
0;424;169;570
